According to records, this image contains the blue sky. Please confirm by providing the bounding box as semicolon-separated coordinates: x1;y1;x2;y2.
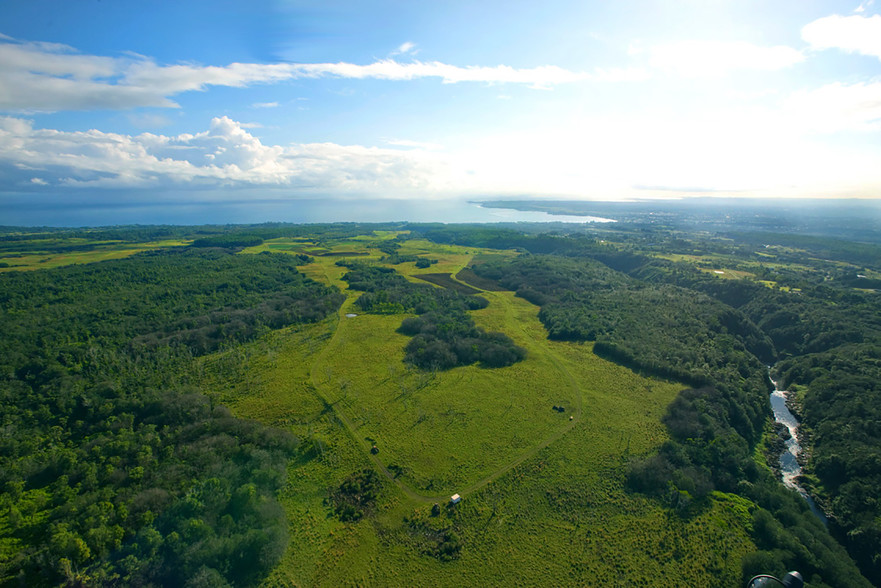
2;0;881;212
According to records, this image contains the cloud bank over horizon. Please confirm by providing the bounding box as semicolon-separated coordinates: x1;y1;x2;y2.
2;3;881;207
0;115;454;197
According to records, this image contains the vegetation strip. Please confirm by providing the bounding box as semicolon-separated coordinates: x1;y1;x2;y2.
410;272;482;294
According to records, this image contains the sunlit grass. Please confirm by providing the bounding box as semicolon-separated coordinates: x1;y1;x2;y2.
0;240;190;272
197;233;759;586
696;267;755;280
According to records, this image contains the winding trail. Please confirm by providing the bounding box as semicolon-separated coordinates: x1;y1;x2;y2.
306;254;584;504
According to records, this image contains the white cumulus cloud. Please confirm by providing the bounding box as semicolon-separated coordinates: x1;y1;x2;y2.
802;14;881;60
290;60;592;88
0;115;449;194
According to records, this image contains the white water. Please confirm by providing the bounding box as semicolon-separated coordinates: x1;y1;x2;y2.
769;380;828;525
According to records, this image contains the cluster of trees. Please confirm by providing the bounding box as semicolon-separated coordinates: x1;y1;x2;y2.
0;247;345;586
414;258;438;269
341;263;525;370
330;469;381;523
1;248;344;358
380;253;438;268
399;310;526;370
432;530;462;561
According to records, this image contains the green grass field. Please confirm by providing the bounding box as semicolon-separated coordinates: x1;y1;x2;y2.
0;239;190;271
197;233;759;586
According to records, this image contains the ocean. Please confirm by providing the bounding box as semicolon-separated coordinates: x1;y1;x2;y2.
1;196;615;227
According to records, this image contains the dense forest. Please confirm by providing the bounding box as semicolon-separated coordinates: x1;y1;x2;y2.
1;218;880;586
0;248;343;586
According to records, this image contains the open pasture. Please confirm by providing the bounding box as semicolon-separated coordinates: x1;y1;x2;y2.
241;237;318;254
196;233;761;586
394;238;477;275
0;239;189;271
309;301;577;495
221;291;754;586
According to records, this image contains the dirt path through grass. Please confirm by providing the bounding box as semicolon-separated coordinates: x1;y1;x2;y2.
307;253;587;505
309;296;434;502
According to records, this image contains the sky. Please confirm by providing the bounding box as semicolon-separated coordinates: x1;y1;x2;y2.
2;0;881;217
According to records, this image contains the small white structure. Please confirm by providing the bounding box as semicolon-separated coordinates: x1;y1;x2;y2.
450;493;462;504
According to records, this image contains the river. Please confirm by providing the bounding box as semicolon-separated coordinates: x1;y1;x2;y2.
769;379;828;525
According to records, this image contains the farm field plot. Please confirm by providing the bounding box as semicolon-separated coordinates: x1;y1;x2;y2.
395;239;480;275
243;238;375;259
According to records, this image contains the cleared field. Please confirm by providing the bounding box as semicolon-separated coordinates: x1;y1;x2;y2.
696;267;755;280
455;267;507;291
312;250;370;257
350;230;410;241
309;294;580;495
394;239;476;275
0;239;189;271
241;238;317;254
196;234;758;586
411;272;481;294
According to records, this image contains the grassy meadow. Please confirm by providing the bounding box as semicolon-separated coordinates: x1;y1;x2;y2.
0;239;190;271
199;232;760;586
